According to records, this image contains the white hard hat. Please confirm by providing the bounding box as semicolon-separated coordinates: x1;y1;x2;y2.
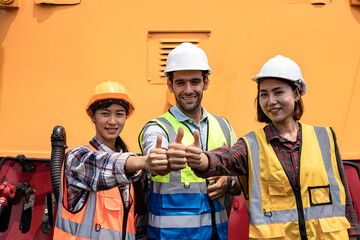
252;55;307;95
164;42;212;77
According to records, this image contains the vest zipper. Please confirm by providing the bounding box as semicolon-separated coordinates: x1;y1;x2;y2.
119;185;133;240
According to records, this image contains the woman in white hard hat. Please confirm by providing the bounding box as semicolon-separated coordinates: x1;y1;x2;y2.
53;81;168;240
186;55;360;239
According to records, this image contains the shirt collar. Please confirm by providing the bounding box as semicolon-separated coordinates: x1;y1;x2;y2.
169;104;208;123
90;136;116;153
264;123;301;143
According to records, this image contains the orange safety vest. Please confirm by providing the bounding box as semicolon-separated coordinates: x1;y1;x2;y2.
53;145;136;240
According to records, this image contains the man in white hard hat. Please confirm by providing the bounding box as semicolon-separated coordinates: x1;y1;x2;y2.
139;42;239;240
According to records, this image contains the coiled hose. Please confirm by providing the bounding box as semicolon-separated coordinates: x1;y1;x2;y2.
50;126;67;204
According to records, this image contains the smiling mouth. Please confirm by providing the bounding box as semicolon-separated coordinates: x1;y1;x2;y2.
106;128;118;133
268;108;281;114
182;96;196;102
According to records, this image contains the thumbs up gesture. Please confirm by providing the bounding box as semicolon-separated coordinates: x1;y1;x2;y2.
147;134;169;172
167;126;187;171
186;130;204;169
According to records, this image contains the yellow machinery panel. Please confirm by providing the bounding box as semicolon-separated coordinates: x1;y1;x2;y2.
0;0;359;160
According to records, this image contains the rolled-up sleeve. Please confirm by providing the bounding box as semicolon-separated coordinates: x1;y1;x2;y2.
141;123;169;155
65;146;140;192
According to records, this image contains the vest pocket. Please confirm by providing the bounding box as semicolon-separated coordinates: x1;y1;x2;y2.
318;217;351;238
308;185;332;206
162;193;201;209
96;195;123;230
263;182;289;211
249;222;285;239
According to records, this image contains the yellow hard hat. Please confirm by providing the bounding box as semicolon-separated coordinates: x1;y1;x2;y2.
86;81;135;118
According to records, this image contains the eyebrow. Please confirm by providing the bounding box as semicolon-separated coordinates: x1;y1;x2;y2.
174;78;202;82
260;87;283;92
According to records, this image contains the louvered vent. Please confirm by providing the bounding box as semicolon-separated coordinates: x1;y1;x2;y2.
147;30;211;84
159;40;200;79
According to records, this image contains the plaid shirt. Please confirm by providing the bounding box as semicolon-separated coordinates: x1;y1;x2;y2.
196;123;360;236
64;136;140;211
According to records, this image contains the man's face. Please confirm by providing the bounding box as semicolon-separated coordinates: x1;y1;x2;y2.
167;70;209;114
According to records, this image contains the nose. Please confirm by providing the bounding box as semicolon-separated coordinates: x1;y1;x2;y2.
183;81;192;94
268;93;276;105
108;114;116;125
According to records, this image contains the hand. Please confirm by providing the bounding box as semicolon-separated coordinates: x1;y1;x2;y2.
146;134;169;172
167;127;187;171
186;130;203;169
207;176;231;200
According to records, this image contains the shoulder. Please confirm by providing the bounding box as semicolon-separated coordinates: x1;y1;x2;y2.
65;145;92;164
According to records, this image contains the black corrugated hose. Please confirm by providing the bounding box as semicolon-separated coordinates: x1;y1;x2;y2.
50;126;67;204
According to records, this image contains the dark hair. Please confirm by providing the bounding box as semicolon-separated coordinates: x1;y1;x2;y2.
167;70;209;83
255;78;304;123
89;99;130;152
115;136;129;152
89;99;130;116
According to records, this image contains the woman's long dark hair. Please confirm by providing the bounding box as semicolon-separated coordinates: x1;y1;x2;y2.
89;99;130;152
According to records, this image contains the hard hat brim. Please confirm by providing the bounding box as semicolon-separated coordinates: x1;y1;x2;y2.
86;93;135;118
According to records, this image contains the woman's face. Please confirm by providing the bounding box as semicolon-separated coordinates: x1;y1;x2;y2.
91;104;126;146
259;78;300;125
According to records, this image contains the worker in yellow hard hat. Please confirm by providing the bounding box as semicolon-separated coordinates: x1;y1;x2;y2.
53;81;168;240
187;55;360;239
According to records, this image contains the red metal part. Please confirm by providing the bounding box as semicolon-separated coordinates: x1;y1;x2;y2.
0;181;16;215
228;192;249;240
0;159;56;240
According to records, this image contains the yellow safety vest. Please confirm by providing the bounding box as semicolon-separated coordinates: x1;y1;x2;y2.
138;111;234;240
242;123;350;240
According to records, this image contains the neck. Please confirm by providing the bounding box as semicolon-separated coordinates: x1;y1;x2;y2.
177;104;203;126
96;135;116;152
273;119;299;142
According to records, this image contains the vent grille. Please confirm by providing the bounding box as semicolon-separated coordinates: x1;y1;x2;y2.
147;30;210;84
159;39;200;78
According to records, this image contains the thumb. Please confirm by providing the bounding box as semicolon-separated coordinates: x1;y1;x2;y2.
193;130;201;148
156;134;162;148
174;126;184;144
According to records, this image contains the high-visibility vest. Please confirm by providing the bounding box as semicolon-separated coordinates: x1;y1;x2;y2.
53;145;137;240
139;111;234;240
242;123;350;240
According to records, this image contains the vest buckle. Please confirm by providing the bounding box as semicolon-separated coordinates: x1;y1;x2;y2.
95;223;101;232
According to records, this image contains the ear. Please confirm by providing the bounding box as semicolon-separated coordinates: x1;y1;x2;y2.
167;79;174;93
90;113;96;124
294;88;300;101
203;76;209;91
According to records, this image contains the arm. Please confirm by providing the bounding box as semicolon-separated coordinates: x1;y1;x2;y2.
126;134;168;173
65;146;140;192
331;129;360;237
141;123;172;175
142;123;187;174
187;138;249;178
206;121;240;200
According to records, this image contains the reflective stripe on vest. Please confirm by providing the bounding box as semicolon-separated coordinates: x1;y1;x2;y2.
148;209;228;228
148;112;233;190
53;145;136;240
243;123;350;239
139;111;233;239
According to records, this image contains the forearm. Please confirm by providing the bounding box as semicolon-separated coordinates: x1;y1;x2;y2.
125;155;146;173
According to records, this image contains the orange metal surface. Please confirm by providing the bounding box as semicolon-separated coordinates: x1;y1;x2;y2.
0;0;359;159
